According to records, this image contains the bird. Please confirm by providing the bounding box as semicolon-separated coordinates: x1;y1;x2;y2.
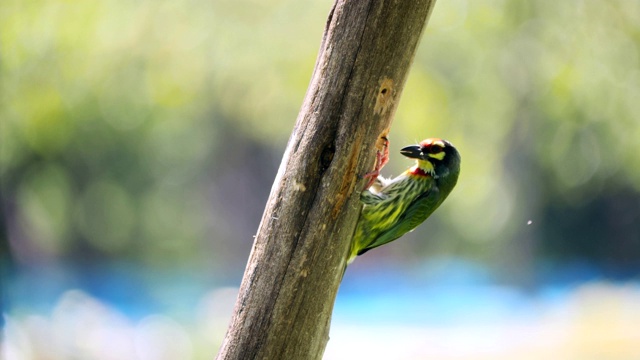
348;138;461;263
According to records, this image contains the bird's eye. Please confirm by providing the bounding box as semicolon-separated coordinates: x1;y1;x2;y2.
429;145;443;154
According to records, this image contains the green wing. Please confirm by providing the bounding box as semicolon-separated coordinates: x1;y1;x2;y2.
357;187;441;256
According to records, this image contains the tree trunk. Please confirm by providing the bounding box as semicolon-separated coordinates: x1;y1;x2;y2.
216;0;438;359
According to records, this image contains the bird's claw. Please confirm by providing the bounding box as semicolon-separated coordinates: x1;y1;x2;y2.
363;136;389;190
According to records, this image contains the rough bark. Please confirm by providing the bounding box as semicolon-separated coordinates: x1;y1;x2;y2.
216;1;438;359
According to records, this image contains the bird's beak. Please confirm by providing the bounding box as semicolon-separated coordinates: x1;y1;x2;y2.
400;145;423;159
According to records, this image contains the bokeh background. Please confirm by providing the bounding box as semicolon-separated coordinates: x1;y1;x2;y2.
2;0;640;359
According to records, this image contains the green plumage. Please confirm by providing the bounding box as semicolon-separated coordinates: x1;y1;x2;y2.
348;138;461;263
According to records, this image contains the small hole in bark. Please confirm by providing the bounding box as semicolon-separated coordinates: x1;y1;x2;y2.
319;143;335;172
374;78;394;116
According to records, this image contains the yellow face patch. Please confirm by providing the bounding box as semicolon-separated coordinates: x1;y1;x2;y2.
427;151;445;160
426;140;446;160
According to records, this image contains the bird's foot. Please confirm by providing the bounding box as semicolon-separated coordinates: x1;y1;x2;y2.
363;136;389;190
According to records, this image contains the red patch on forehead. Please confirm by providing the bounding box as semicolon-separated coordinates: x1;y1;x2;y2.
420;138;443;147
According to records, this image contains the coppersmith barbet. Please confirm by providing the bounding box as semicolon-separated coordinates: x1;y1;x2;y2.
349;138;461;263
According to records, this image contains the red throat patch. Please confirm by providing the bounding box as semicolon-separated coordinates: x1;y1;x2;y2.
408;165;431;177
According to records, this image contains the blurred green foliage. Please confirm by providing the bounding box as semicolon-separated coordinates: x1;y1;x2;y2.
2;0;640;281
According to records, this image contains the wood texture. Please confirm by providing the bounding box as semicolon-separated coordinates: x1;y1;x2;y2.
216;1;437;359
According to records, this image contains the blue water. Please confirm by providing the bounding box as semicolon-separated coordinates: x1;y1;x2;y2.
4;257;637;325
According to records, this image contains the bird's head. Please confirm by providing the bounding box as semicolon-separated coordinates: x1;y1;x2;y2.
400;138;461;182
